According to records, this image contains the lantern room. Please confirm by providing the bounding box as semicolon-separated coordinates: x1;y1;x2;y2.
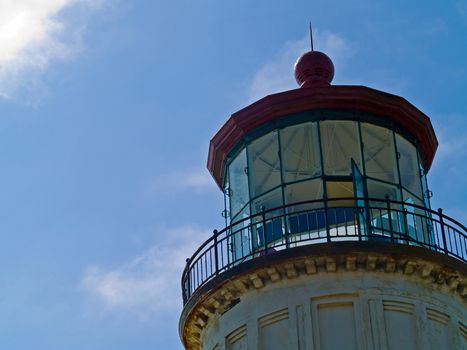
207;50;438;259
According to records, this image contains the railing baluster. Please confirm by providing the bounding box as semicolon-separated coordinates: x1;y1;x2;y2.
438;208;448;255
213;230;219;276
261;206;267;253
402;208;409;244
220;237;224;270
324;197;330;242
249;226;253;257
184;258;191;301
344;208;349;236
284;212;290;249
386;196;395;243
195;261;199;290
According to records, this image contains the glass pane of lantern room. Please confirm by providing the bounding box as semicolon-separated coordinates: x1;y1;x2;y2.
420;164;431;209
367;179;401;203
250;188;284;250
231;206;252;262
280;122;321;183
367;179;403;235
326;181;354;207
403;189;431;245
320;121;362;176
325;181;356;236
285;179;325;239
284;178;324;213
228;149;249;218
248;131;281;198
361;123;398;183
251;187;284;216
352;160;369;237
396;135;423;198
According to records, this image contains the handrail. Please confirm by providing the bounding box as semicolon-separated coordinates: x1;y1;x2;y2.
181;197;467;304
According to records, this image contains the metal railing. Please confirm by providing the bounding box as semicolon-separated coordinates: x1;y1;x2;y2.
181;197;467;304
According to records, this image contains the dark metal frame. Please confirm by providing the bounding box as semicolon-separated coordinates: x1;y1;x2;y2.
181;197;467;304
208;87;439;188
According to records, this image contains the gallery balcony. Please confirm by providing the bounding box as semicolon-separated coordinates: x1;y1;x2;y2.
181;197;467;305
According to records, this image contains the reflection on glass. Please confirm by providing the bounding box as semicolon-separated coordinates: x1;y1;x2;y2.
251;187;284;216
352;160;369;236
403;189;423;206
285;180;326;238
320;121;362;176
248;131;281;198
403;190;431;244
251;188;284;249
420;165;431;209
361;123;398;183
367;179;404;234
231;206;251;261
396;134;422;198
224;173;230;225
367;179;400;202
228;149;249;218
280;122;321;183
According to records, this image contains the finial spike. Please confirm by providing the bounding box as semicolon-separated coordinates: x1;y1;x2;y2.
309;22;314;51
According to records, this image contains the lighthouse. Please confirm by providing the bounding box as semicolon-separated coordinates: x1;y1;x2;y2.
179;43;467;350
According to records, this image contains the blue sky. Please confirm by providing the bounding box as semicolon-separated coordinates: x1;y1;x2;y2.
0;1;466;349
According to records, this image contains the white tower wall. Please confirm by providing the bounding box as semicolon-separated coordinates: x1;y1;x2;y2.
180;248;467;350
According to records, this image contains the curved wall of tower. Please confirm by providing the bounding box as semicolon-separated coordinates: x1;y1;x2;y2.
184;248;466;350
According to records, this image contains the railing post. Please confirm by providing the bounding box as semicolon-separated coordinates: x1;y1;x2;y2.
438;208;448;254
213;229;219;275
184;257;191;302
324;196;331;242
356;201;362;241
386;196;395;243
261;206;267;254
402;208;409;244
365;198;373;239
284;211;290;249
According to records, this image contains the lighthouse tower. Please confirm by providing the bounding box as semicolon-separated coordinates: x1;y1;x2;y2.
179;45;467;350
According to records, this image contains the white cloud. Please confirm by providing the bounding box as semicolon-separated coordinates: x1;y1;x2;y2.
81;225;211;316
248;30;353;102
0;0;107;101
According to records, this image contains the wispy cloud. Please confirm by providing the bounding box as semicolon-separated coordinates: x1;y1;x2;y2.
429;114;467;221
149;167;217;194
433;124;467;167
0;0;107;101
81;225;210;316
457;0;467;19
431;114;467;173
248;30;353;102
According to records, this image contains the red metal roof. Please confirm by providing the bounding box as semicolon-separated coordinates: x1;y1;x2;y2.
207;85;438;190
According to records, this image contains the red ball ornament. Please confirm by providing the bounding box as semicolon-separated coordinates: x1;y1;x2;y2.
294;51;334;88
